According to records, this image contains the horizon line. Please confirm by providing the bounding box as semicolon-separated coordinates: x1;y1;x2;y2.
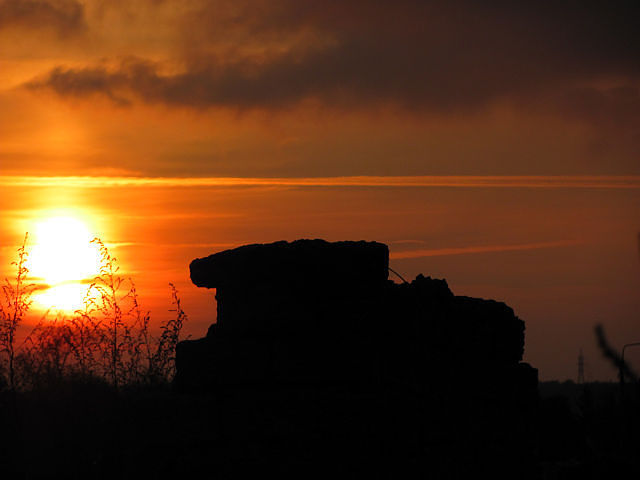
1;175;640;189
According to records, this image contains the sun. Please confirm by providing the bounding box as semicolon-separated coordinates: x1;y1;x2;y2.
28;216;102;312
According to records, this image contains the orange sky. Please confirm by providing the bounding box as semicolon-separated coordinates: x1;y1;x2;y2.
1;1;639;380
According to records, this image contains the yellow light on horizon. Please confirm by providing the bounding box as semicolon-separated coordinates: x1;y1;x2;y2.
28;216;102;313
34;283;91;312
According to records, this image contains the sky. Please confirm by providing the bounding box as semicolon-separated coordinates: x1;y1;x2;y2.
0;0;639;380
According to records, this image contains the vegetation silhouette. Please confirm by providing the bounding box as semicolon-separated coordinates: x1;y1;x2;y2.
0;234;36;391
0;235;187;391
0;234;191;478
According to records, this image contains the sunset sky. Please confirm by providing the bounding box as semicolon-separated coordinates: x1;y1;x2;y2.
0;0;639;380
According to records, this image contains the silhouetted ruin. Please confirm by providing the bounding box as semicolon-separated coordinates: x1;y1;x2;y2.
178;239;535;391
176;239;539;475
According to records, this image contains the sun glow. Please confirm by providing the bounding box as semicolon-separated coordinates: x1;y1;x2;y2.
28;216;102;312
33;284;92;312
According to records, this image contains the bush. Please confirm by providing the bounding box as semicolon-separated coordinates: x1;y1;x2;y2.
0;234;188;391
0;234;35;391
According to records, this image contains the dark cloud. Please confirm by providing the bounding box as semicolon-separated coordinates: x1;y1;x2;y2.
28;63;135;106
24;0;640;115
0;0;86;37
556;85;640;127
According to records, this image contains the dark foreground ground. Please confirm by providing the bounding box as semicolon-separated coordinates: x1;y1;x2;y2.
1;380;639;479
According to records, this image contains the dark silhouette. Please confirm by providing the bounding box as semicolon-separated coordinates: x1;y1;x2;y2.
176;239;538;476
4;239;640;477
595;324;639;384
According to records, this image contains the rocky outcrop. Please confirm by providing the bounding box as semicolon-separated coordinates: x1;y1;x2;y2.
177;239;534;392
175;239;538;475
189;239;389;337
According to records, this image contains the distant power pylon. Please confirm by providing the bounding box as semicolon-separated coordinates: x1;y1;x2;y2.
578;349;585;384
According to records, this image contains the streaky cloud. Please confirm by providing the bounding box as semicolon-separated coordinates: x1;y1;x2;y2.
390;240;581;259
1;175;640;189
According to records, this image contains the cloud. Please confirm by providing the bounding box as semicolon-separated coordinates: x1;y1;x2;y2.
27;63;135;105
554;84;640;128
23;0;640;116
2;175;640;189
389;240;582;259
0;0;86;37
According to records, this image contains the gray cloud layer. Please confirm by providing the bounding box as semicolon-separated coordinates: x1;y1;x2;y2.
24;0;640;117
0;0;85;37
